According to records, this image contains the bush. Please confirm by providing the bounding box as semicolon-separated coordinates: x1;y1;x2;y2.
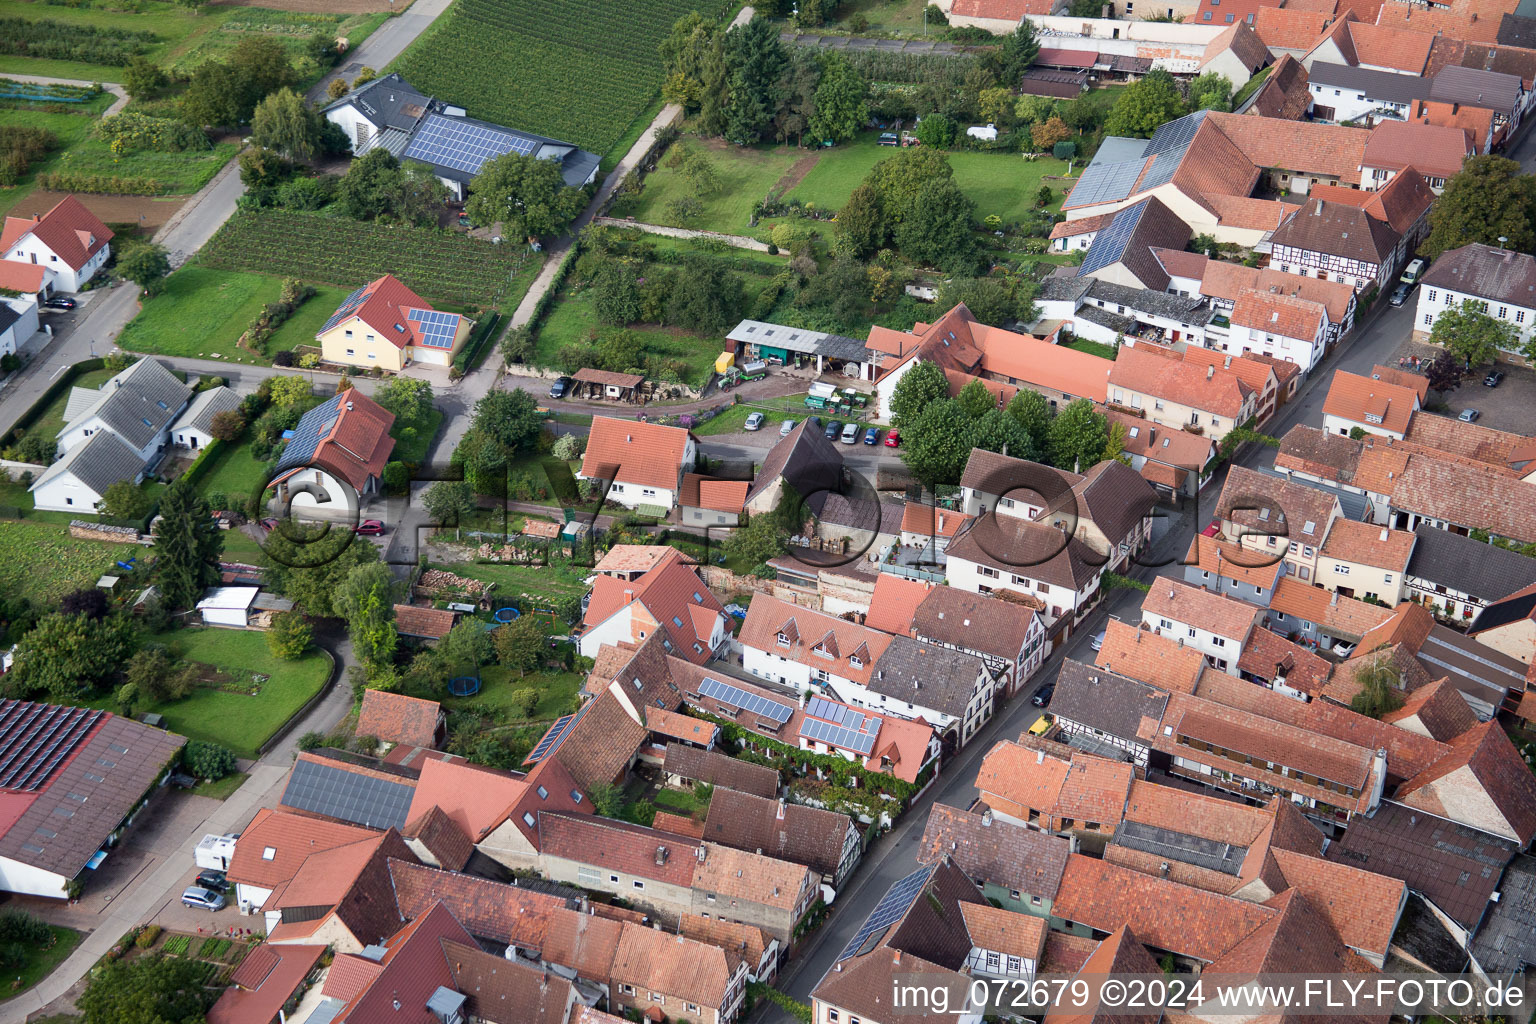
266;611;311;660
184;740;237;781
271;350;295;367
134;925;161;949
550;433;585;460
297;730;326;752
0;909;51;945
353;733;380;755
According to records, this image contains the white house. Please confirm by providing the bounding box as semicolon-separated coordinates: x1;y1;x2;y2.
30;431;150;514
577;554;727;665
1413;243;1536;365
0;296;39;359
1220;288;1329;373
170;386;242;450
270;391;397;520
1307;62;1426;124
1139;579;1260;673
943;513;1104;629
577;417;697;512
0;195;112;293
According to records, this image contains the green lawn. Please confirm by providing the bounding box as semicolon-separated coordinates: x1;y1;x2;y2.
1064;337;1117;359
0;520;143;602
535;290;724;389
440;560;591;606
219;527;269;565
441;667;582;724
188;770;248;800
608;136;806;235
194;443;273;507
0;926;81;1004
0;0;390;82
130;628;331;756
693;403;796;436
27;366;113;440
117;266;339;364
787;133;1072;223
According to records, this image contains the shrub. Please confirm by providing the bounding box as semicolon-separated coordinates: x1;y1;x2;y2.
271;350;295;367
297;730;326;752
0;909;51;945
134;924;161;948
353;733;380;755
267;611;311;660
184;740;237;781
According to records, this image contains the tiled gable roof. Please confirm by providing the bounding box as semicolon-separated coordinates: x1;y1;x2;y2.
274;390;396;492
977;740;1133;827
582;558;724;664
1395;721;1536;845
1250;53;1312;118
388;858;571;948
1207;111;1370;179
1234;626;1333;695
1272;198;1400;265
1324;370;1420;433
912;585;1038;664
0;194;112;271
357;689;442;749
1391;454;1536;543
961;901;1048;960
405;757;526;842
866;634;989;719
739;594;892;685
1110;345;1252;419
1268;576;1394;638
1053;659;1170;743
1093;618;1205;694
1217;464;1338;542
1232;287;1326;340
864;573;932;635
539;811;700;887
917;803;1071;898
226;807;380;890
401;804;474;871
679;473;749;513
663;742;780;798
1142;578;1260;642
694;841;814;911
1362;120;1473;179
1320;518;1416;572
944;512;1102;591
1421;241;1536;306
702;788;852;879
579;416;693;492
1254;5;1333;49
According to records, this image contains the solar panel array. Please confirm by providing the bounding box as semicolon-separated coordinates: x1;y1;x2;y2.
838;864;932;961
319;283;371;335
1138;112;1206;192
698;677;794;725
525;708;583;765
1067;157;1146;208
280;757;415;830
406;308;460;349
801;713;879;757
1078;198;1150;276
0;702;104;792
404;113;539;176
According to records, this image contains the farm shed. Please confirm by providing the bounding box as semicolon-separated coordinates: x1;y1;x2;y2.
726;320;875;380
571;367;645;402
196;587;259;627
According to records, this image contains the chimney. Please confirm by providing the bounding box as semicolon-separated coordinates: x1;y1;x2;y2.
1223;355;1232;369
1330;591;1339;606
1379;527;1388;541
776;799;786;821
345;401;354;411
626;434;632;443
1206;364;1215;380
655;845;669;866
1036;749;1045;764
981;810;993;827
624;588;634;604
892;949;902;965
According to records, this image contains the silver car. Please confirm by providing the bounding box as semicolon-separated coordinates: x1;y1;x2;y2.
779;418;796;437
182;885;226;911
744;412;765;431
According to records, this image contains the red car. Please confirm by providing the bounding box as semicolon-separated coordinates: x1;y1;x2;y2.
259;518;279;531
884;429;900;447
355;520;386;536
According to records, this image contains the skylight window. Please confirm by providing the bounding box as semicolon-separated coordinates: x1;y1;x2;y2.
571;790;584;803
1258;508;1270;521
262;847;276;860
536;785;548;799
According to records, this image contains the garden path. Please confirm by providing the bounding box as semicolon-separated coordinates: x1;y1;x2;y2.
1;74;128;115
591;216;775;252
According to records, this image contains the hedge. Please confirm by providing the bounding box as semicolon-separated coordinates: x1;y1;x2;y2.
35;171;177;195
452;310;503;374
178;437;226;488
9;357;105;437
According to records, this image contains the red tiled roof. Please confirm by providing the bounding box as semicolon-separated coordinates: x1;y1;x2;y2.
1234;625;1333;694
393;603;456;639
1381;678;1478;740
0;195;112;272
227;807;381;890
1253;5;1334;49
595;545;689;577
1351;20;1435;71
1110;345;1253;419
679;473;749;513
581;557;724;664
1093;618;1205;694
406;757;526;842
864;573;932;636
647;707;716;745
0;261;46;293
1142;578;1261;642
1319;518;1416;572
1251;53;1312;119
1395;720;1536;845
1323;370;1419;434
977;741;1133;827
401;804;474;871
539;811;700;887
357;689;442;749
210;942;327;1024
333;903;471;1024
739;594;893;687
1050;210;1117;240
330;274;438;350
281;390;396;493
900;501;972;539
1231;287;1326;341
949;0;1056;15
580;416;693;492
1362;120;1474;179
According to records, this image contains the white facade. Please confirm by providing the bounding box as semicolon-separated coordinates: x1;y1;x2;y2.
275;466;362;520
4;232;107;293
196;587;259;628
577;436;696;512
1140;607;1247;673
0;297;38;358
1308;81;1413;124
945;554;1100;626
30;451;142;513
1414;285;1534;361
1218;315;1327;373
0;856;68;899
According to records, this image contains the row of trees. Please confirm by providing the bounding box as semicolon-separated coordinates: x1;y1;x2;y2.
889;361;1121;486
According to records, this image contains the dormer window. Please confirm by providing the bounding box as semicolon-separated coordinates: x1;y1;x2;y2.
849;655;863;669
776;632;790;646
1365;413;1383;424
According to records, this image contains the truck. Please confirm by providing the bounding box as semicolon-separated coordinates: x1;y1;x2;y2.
196;833;238;872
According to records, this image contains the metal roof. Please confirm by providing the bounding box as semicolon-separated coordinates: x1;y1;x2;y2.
1309;61;1429;105
1113;819;1248;876
727;319;869;361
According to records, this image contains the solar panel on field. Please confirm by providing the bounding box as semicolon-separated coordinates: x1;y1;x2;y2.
697;677;793;724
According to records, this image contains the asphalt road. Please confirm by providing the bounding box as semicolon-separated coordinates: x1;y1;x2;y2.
754;273;1420;1020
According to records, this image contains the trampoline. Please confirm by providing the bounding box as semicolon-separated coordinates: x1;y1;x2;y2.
493;606;520;623
448;676;481;697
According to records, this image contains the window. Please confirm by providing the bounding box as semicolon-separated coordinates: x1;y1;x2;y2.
523;812;535;827
610;874;619;883
1188;627;1197;639
346;348;356;356
1518;310;1526;324
368;352;377;359
1302;546;1313;558
1383;574;1393;583
633;880;645;889
345;329;353;337
1009;889;1022;900
829;1013;839;1023
1212;637;1226;648
536;785;547;799
1424;314;1433;327
1031;894;1042;905
1159;618;1172;629
65;497;72;506
1499;306;1508;319
1426;289;1437;302
620;984;635;996
1334;564;1350;575
262;847;276;860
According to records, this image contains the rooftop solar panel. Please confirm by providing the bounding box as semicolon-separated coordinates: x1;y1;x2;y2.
406;308;460;350
1143;110;1206;158
1078;198;1150;276
279;757;415;830
525;708;583;765
319;284;371;335
801;715;878;757
1067;158;1146;208
838;864;933;961
805;695;848;725
698;677;794;725
404;114;541;177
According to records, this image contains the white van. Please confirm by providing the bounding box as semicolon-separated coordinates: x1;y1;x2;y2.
1400;258;1425;285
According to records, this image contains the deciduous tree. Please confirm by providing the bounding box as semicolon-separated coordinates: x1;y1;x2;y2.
889;359;949;427
956;377;997;419
493;616;545;676
209;409;246;442
117;242;170;295
78;951;215;1024
465;152;587;239
1047;398;1108;472
1030;116;1071;151
336;562;396;672
808;54;868;145
250;87;321;162
1424;155;1536;258
1104;69;1188;138
422;479;478;533
99;480;152;521
374;376;434;424
1422;351;1463;397
1430;299;1516;367
267;611;312;659
5;613;136;702
264;521;378;618
1187;72;1233;111
660;12;724;113
900;397;973;487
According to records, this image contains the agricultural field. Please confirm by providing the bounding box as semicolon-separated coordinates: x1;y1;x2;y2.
0;0;387;82
0;106;237;218
0;520;145;603
390;0;735;159
116;266;348;362
199;210;539;308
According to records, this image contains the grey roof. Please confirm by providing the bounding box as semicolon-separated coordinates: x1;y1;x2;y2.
61;357;191;451
30;430;145;499
1085;279;1213;325
279;754;417;831
727;320;869;362
1051;659;1168;743
1420;242;1536;305
170;386;241;437
0;302;19;339
1256;464;1371;521
1308;61;1429;105
1328;800;1515;931
1075;302;1136;334
1405;525;1536;604
403;111;599;189
1470;585;1536;637
750;417;844;507
1112;820;1248;876
1417;624;1527;710
1470;854;1536;972
1429;64;1523;115
1394;894;1471;974
917;802;1071;898
866;635;986;719
325;72;433;133
1038;275;1093;303
1271;198;1399;266
1063;459;1160;546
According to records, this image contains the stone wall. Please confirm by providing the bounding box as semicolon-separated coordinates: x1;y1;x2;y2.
69;520;145;544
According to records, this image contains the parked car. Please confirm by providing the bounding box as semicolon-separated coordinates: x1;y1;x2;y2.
884;429;900;448
807;416;821;429
824;420;841;440
779;418;796;437
1388;283;1411;307
355;519;385;535
181;885;226;911
863;427;880;445
744;412;766;431
840;422;860;444
877;132;899;146
1484;371;1505;387
1031;684;1055;708
259;518;279;531
196;871;229;893
1331;640;1355;658
1090;629;1106;652
1028;714;1054;737
1458;408;1480;422
42;296;76;310
1400;258;1426;284
548;376;572;399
